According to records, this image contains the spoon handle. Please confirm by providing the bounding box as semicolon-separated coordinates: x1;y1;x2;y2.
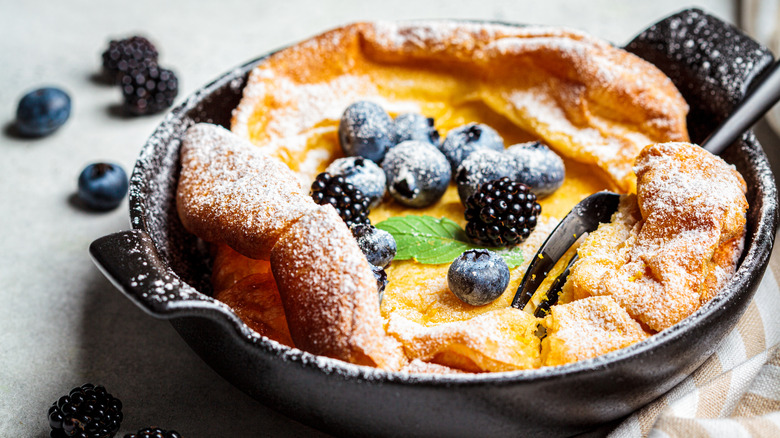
703;59;780;155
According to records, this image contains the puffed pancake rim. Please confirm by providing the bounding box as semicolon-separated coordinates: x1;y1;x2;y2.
562;142;748;332
271;205;406;370
177;123;405;370
231;21;689;192
177;123;317;260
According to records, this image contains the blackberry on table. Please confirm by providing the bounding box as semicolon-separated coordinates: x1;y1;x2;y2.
101;36;158;84
464;177;541;247
48;383;123;438
124;427;181;438
310;172;371;228
120;65;178;116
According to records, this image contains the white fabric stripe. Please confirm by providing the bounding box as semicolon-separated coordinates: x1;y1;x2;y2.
647;428;672;438
748;362;780;402
667;377;700;418
698;418;751;437
723;349;769;416
716;328;748;372
765;411;780;428
606;414;642;438
754;270;780;348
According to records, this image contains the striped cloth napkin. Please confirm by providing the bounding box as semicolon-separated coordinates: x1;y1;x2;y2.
610;242;780;437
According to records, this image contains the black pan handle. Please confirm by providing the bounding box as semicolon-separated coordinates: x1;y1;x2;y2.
625;8;775;145
702;60;780;155
89;229;235;321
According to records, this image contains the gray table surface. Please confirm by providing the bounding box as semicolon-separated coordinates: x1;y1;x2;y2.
1;1;755;437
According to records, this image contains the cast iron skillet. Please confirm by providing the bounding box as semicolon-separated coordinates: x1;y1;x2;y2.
90;9;779;438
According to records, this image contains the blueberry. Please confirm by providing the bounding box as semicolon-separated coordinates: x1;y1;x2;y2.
77;163;129;211
505;142;565;198
15;87;71;137
439;123;504;173
382;140;451;208
339;101;396;163
351;224;397;268
455;149;520;204
447;249;510;306
394;113;440;145
326;156;386;208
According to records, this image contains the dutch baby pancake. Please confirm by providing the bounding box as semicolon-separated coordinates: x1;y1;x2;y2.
175;22;747;373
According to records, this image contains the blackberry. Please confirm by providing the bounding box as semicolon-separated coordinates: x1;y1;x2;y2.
120;65;178;116
124;427;181;438
48;383;123;438
464;177;541;247
310;172;371;227
101;36;159;84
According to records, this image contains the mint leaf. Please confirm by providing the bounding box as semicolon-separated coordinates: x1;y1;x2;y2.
375;215;524;267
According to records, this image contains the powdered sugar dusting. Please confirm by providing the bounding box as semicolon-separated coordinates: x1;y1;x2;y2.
543;296;649;366
177;123;317;260
566;142;748;332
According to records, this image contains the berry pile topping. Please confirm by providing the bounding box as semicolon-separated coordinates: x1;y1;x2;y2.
351;224;397;268
101;36;159;84
439;123;504;173
447;249;510;306
15;87;71;137
464;177;541;247
383;140;451;208
394;112;440;145
77;163;129;211
120;65;179;116
48;383;123;438
310;172;371;227
325;156;386;208
123;427;181;438
505;141;565;198
338;101;396;162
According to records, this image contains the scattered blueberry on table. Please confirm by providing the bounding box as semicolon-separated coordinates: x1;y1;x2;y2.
15;87;71;137
448;249;510;306
77;163;129;211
